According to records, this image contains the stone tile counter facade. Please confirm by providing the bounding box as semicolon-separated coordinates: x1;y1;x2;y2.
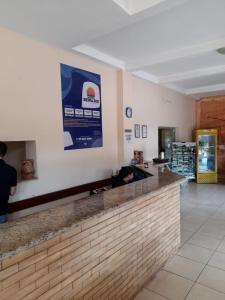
0;166;183;299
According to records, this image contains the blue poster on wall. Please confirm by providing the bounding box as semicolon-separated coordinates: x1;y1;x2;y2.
60;63;103;150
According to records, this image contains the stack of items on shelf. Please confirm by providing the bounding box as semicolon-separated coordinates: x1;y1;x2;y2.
131;150;144;165
171;142;196;179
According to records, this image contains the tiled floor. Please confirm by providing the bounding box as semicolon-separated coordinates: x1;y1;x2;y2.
135;182;225;300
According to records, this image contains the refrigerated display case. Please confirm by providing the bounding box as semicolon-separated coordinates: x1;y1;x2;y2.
196;129;217;183
171;142;196;179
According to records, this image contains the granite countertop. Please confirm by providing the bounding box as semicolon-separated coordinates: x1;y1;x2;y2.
0;165;184;259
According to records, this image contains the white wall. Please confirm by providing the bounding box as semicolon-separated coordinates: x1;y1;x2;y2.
0;27;119;201
0;27;195;202
122;73;195;163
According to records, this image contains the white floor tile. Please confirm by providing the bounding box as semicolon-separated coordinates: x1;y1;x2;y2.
135;289;168;300
188;232;221;250
181;220;202;232
208;251;225;271
180;229;193;246
136;183;225;299
186;283;225;300
163;255;205;281
198;224;225;239
178;243;213;264
207;217;225;227
217;239;225;253
145;270;193;300
197;265;225;294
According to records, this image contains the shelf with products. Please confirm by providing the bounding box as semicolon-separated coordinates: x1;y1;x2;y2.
171;142;196;180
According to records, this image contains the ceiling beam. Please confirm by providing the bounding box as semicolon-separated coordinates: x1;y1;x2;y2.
73;44;126;70
112;0;167;15
112;0;131;15
159;65;225;84
132;71;190;96
132;70;159;83
186;83;225;95
127;36;225;71
163;83;187;95
131;0;167;15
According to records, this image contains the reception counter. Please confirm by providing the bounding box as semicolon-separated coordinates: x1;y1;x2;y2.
0;165;183;300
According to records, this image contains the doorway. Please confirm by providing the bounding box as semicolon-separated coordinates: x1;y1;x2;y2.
158;127;176;160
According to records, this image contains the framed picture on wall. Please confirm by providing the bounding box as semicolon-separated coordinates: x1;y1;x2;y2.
142;125;147;138
134;124;140;138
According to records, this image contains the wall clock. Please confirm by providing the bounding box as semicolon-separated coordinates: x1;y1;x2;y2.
125;107;133;118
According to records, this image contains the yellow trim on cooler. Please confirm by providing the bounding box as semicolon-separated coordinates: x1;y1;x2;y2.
196;129;218;184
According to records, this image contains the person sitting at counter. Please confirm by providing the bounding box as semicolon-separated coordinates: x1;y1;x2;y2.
112;166;134;188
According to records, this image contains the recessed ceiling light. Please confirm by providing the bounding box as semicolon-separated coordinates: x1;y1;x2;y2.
216;47;225;55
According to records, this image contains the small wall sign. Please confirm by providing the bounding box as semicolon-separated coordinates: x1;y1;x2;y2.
134;124;140;138
125;129;132;143
142;125;147;138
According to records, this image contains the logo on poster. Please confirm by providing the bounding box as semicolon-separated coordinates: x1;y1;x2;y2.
82;82;100;109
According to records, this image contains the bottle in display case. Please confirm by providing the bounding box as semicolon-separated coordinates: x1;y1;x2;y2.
171;142;196;179
196;129;217;184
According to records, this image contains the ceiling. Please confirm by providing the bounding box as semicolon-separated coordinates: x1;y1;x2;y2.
0;0;225;98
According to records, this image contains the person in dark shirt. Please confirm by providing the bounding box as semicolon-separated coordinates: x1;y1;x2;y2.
112;166;134;188
0;142;17;223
